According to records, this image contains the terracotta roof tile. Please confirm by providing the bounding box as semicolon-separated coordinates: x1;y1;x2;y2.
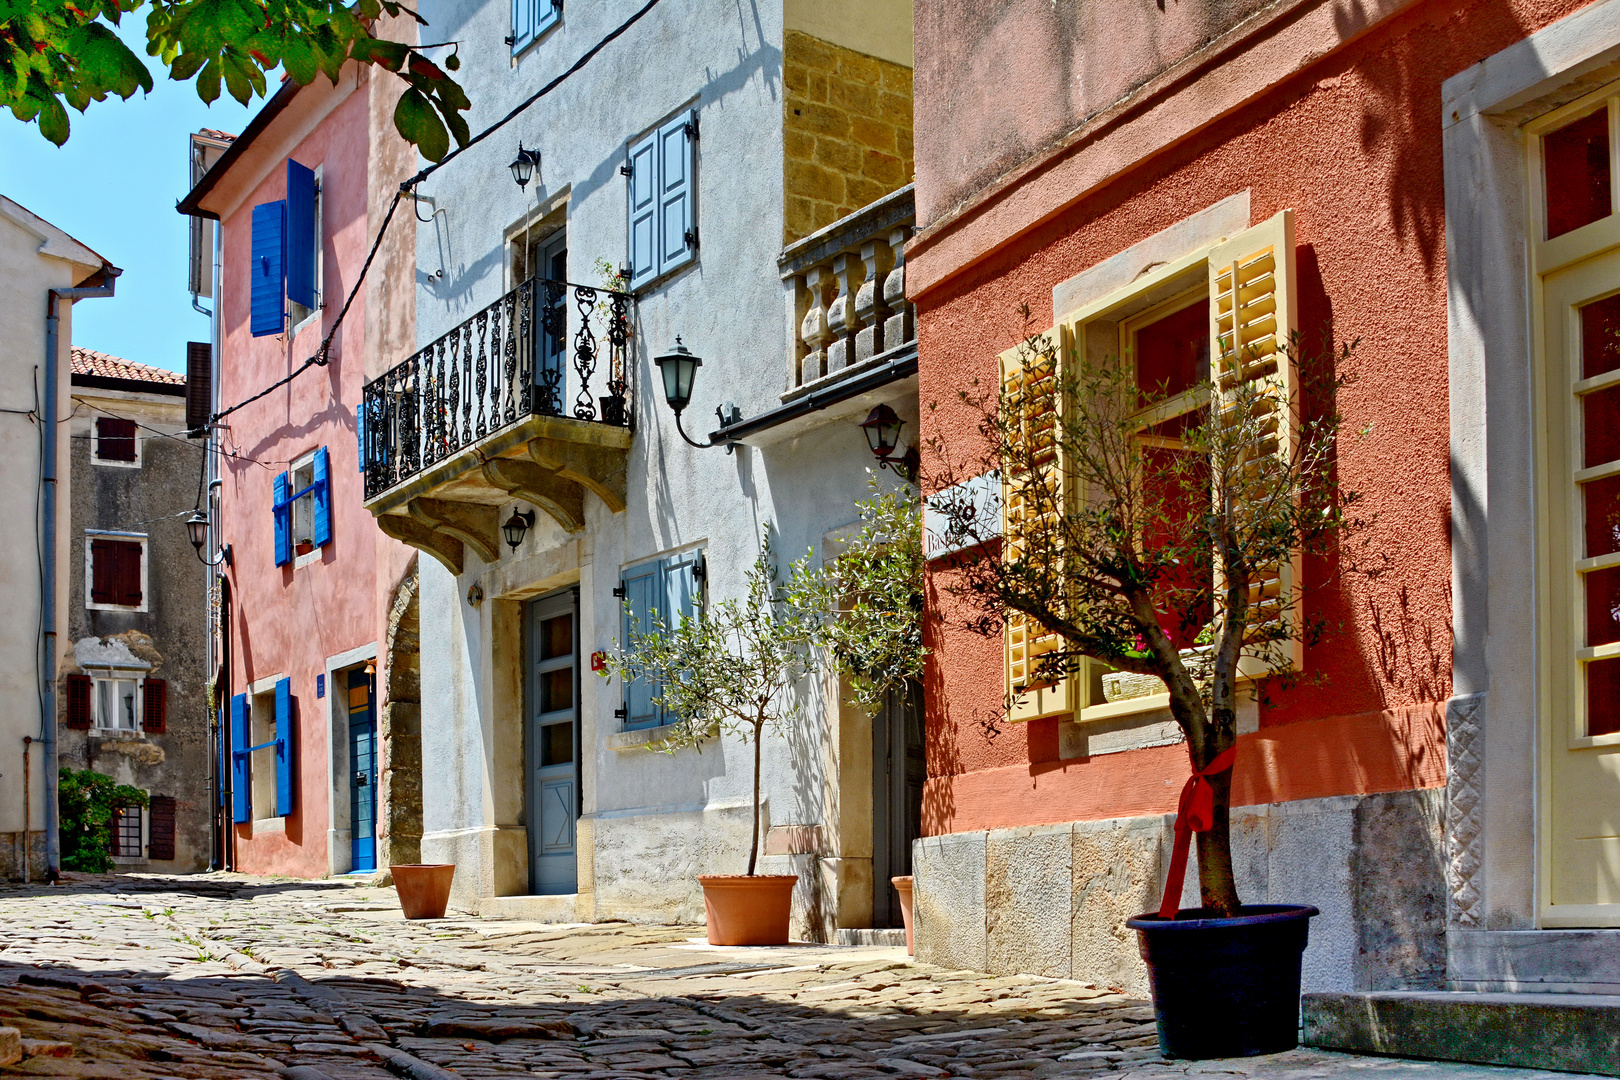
70;347;185;387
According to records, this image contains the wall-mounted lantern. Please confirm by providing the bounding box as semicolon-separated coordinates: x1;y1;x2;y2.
502;508;536;550
185;508;232;566
860;404;919;482
509;144;542;190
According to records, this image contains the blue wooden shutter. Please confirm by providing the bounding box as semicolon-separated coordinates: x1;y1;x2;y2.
535;0;560;37
511;0;533;52
312;446;332;548
285;160;317;310
230;694;251;823
658;550;702;726
250;200;286;337
656;111;696;278
626;131;658;289
621;561;661;729
356;404;366;473
274;677;294;816
273;472;292;566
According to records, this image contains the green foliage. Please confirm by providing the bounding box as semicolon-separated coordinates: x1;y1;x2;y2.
785;474;926;716
929;309;1365;915
600;531;811;875
58;767;148;873
1;1;470;159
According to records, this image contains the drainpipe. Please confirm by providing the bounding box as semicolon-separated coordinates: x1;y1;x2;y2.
43;265;120;880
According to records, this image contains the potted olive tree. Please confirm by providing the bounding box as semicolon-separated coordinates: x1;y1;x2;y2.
930;313;1363;1058
786;474;927;950
602;531;810;945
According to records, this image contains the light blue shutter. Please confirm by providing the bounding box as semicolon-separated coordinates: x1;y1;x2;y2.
312;446;332;548
511;0;531;52
285;160;317;310
230;694;250;823
273;472;292;566
535;0;560;37
621;561;660;729
626;132;658;289
658;550;702;725
250;200;286;337
656;111;695;278
356;404;366;473
274;677;294;816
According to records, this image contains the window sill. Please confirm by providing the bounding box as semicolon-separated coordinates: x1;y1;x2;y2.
91;458;140;470
90;728;144;739
251;816;286;835
607;720;715;752
1080;691;1172;724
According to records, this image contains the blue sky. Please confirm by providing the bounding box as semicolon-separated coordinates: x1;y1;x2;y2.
0;14;263;373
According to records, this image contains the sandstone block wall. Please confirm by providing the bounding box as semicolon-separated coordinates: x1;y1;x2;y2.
783;30;913;243
914;790;1446;995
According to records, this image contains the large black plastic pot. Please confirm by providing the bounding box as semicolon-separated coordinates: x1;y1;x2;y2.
1126;904;1318;1059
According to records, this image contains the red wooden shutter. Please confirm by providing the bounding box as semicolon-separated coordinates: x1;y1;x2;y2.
64;673;92;730
147;796;176;861
95;417;137;462
142;678;167;733
114;542;142;607
90;540;114;604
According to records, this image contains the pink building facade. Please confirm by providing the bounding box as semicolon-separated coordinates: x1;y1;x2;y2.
180;57;420;878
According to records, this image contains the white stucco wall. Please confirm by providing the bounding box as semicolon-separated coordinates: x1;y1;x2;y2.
0;202;105;872
409;0;914;923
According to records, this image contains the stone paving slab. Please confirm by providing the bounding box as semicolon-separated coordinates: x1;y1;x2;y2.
0;873;1605;1080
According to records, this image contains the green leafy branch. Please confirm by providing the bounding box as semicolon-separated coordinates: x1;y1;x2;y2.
2;0;471;160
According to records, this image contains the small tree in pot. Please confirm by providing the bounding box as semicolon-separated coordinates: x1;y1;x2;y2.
929;309;1364;1057
601;530;810;944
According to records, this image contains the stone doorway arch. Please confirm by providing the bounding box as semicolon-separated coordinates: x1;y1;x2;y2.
378;559;422;869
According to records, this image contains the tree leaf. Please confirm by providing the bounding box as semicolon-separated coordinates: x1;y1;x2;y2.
195;55;220;103
393;86;446;161
37;90;68;144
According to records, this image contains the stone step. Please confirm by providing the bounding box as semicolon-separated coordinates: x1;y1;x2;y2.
1303;991;1620;1076
834;928;907;947
476;894;581;923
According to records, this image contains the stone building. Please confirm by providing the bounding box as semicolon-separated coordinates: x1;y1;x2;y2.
177;15;422;879
57;348;209;872
908;0;1620;1010
362;0;920;935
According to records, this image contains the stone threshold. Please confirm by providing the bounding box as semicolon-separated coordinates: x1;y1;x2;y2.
1303;990;1620;1076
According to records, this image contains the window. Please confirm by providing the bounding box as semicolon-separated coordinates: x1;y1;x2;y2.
94;677;140;732
110;804;143;859
232;678;294;822
618;548;704;729
273;448;331;567
626;109;697;289
511;0;560;55
1002;210;1299;723
93;417;138;465
250;158;320;339
86;534;145;610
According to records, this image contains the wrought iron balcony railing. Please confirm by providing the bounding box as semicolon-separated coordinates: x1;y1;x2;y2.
362;277;633;500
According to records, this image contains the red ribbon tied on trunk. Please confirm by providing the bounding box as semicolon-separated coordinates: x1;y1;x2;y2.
1157;744;1238;919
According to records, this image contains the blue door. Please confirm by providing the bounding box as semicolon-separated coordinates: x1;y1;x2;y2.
349;669;377;872
528;590;578;894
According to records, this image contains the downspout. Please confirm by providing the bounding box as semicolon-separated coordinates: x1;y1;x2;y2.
43;264;120;880
207;212;225;871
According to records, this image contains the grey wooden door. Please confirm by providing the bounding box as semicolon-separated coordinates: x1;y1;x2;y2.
872;680;925;927
527;590;578;894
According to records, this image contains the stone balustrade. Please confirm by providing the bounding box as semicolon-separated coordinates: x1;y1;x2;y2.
779;184;915;393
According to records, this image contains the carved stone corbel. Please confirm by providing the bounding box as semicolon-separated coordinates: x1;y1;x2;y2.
526;438;627;514
482;457;586;532
408;498;501;565
376;513;464;576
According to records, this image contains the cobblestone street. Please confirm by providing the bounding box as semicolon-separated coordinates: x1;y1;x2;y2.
0;876;1596;1080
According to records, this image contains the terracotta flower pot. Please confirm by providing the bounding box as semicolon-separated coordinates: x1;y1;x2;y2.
697;874;796;945
891;875;915;955
392;863;455;919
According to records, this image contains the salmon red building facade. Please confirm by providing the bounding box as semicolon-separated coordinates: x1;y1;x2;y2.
909;0;1620;995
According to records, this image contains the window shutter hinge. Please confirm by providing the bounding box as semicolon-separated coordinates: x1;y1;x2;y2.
619;163;633;177
693;555;707;583
612;584;627;599
684;120;697;140
504;33;516;45
684;228;698;249
614;707;628;719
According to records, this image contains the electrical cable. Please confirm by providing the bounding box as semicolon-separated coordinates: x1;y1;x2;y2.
208;0;669;425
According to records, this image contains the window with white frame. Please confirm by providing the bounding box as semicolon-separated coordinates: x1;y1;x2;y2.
93;416;140;466
94;676;141;732
86;533;146;611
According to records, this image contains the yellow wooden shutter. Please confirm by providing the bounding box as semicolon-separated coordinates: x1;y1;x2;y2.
1001;327;1075;721
1207;209;1303;676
